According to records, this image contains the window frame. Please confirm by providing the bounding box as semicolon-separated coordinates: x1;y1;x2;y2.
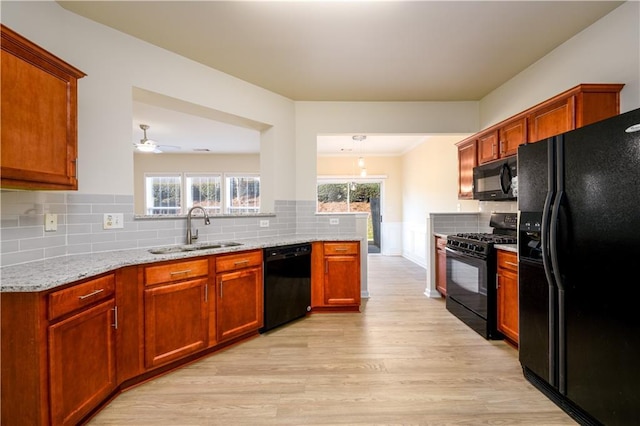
143;172;260;215
225;173;261;214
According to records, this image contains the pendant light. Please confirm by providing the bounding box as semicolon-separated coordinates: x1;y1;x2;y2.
353;135;367;176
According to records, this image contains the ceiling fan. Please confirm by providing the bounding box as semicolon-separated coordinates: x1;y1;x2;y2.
133;124;180;153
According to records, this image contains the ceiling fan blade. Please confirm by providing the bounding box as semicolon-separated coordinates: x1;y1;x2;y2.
156;144;181;152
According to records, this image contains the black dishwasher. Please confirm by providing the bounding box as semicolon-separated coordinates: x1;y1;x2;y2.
261;243;312;333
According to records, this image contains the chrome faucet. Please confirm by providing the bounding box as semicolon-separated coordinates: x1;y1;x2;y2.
186;206;211;245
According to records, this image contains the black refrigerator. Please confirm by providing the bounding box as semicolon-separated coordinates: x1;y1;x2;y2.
517;107;640;426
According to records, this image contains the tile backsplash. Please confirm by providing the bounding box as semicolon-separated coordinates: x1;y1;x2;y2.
0;192;356;267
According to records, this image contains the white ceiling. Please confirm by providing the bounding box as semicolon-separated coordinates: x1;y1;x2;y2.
58;0;624;155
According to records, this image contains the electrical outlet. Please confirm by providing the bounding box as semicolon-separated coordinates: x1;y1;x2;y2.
259;219;269;228
45;213;57;232
103;213;124;229
330;218;339;225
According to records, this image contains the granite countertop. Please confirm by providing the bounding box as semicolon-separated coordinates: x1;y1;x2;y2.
495;243;517;253
1;234;362;293
433;233;448;239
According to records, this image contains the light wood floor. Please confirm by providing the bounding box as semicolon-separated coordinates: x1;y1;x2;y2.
88;255;576;425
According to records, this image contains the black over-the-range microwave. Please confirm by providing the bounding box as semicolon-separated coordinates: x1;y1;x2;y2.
472;156;517;201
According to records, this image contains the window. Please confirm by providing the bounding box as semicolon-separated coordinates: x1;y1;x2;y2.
145;174;182;215
317;180;378;213
226;175;260;214
144;173;258;215
186;174;222;214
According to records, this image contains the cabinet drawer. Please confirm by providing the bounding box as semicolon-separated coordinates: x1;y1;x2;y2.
324;242;359;255
145;258;209;286
216;250;262;273
48;274;115;320
497;250;518;272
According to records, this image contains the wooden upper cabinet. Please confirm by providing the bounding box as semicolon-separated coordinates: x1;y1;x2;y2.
528;95;576;143
528;83;624;143
456;83;623;199
1;25;86;190
499;116;526;158
477;117;526;165
456;139;477;200
477;129;499;164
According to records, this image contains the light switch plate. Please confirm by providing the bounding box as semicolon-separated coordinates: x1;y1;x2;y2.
330;218;339;225
45;213;57;232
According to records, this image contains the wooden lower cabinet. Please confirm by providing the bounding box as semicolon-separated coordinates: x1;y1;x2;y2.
48;299;117;426
1;244;365;424
143;278;209;368
1;273;118;426
215;250;263;343
435;236;447;296
496;250;519;345
311;241;361;310
143;258;210;369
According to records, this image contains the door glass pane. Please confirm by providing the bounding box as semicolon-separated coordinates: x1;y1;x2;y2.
317;183;349;212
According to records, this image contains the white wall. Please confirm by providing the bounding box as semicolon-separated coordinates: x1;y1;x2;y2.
2;1;296;212
401;135;477;266
480;1;639;127
133;153;260;214
295;102;480;202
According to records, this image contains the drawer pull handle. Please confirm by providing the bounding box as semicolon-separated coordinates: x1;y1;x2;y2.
78;288;104;300
505;261;518;267
233;260;249;266
170;269;192;276
334;248;348;251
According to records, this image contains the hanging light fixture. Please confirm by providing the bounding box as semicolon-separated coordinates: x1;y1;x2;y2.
352;135;366;174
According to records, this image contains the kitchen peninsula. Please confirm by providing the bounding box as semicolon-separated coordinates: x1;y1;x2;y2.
1;234;363;426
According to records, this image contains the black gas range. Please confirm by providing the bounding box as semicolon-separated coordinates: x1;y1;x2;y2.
446;232;517;259
445;212;517;339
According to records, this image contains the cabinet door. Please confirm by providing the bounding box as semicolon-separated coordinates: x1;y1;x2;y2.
324;255;360;306
477;130;499;164
435;237;447;296
49;299;116;426
497;251;519;345
457;140;477;199
528;96;575;143
1;25;85;190
499;117;526;157
216;267;263;343
144;278;208;368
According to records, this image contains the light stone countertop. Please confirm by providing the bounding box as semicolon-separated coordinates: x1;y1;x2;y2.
495;244;517;253
1;234;362;293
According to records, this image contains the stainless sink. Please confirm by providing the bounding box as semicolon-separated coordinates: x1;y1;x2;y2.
149;242;243;254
